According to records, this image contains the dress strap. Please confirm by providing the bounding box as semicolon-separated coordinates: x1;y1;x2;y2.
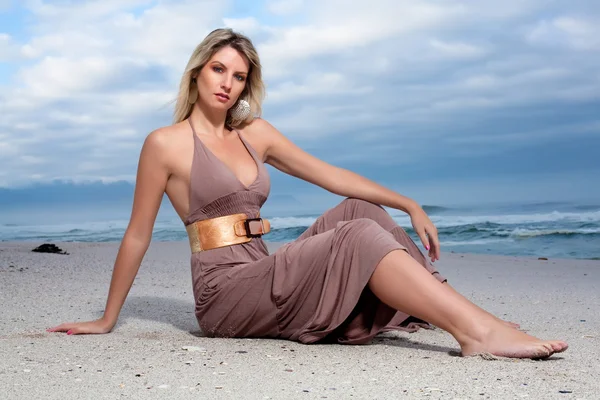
188;118;197;137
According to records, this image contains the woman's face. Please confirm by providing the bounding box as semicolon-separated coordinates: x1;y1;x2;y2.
195;45;250;112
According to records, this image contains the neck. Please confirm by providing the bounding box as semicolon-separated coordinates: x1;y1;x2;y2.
188;102;230;139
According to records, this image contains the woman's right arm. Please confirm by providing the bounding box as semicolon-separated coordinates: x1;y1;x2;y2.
47;130;170;335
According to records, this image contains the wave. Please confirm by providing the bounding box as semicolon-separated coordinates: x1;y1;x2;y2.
411;210;600;228
440;238;508;246
6;226;595;244
2;204;599;260
266;210;600;230
508;227;600;238
520;201;569;207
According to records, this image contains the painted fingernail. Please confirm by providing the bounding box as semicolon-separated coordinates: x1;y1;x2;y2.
67;330;72;335
425;245;430;250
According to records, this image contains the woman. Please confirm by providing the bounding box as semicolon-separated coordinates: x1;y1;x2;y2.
48;28;567;359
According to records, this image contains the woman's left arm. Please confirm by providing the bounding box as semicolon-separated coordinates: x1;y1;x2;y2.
250;119;440;262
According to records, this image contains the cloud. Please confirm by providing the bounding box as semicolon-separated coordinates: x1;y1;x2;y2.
267;72;372;103
258;0;464;73
428;39;487;58
0;0;230;186
527;16;600;50
0;33;20;62
266;0;305;16
26;0;154;26
0;0;599;199
223;16;262;35
19;56;119;96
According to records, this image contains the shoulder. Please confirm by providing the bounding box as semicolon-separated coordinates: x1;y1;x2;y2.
239;117;277;135
141;122;190;160
145;121;189;148
238;117;284;144
145;123;178;145
237;118;285;158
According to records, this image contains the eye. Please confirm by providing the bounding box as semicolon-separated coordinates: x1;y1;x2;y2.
213;66;223;73
235;75;246;82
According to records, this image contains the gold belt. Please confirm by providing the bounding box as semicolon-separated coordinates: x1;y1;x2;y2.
185;213;271;253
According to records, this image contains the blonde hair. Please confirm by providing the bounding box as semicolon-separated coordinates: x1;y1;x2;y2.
173;28;265;127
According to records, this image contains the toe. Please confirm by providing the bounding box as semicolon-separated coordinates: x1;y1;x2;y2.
532;343;553;360
552;341;568;353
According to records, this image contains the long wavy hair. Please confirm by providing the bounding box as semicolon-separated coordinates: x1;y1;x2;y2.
173;28;265;127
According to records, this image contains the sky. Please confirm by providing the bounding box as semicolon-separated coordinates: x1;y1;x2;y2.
1;0;599;215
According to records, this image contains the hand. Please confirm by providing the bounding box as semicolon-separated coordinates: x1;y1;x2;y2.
46;317;114;335
409;205;440;262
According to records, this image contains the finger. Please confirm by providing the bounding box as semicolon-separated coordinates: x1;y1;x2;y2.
421;224;437;258
427;235;436;261
424;228;438;260
417;230;430;253
431;235;440;261
68;326;99;335
47;323;74;333
430;231;441;261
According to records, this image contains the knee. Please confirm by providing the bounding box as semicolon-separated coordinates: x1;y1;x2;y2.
335;218;402;252
341;198;395;229
344;217;378;226
342;197;386;213
338;218;381;236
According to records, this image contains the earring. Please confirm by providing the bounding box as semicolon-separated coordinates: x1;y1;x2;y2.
188;78;198;104
188;86;198;105
229;99;251;121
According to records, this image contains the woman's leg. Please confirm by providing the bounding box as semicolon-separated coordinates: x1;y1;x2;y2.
301;198;519;328
297;198;446;281
443;282;519;329
369;249;567;358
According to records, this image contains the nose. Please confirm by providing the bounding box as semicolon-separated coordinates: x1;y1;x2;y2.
221;74;233;92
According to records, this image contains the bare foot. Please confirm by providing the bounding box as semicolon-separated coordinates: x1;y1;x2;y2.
499;319;520;329
460;320;568;359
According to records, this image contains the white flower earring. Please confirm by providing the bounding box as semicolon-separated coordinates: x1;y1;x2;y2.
229;99;251;121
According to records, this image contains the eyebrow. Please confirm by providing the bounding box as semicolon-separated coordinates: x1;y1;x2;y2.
211;61;248;75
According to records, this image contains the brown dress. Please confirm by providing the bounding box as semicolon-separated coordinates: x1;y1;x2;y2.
185;120;446;345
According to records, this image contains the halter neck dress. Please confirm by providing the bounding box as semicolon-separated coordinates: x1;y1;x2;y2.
184;119;446;344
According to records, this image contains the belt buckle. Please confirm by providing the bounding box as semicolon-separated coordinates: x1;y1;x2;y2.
244;218;264;238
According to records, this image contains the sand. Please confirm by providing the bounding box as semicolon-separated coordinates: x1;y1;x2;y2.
1;240;599;399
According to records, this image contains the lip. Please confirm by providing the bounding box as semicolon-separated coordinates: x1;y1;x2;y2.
215;93;230;102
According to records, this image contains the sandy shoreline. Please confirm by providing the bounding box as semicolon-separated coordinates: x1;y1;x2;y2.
1;240;599;399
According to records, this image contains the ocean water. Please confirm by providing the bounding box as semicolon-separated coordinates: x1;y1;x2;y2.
1;201;599;260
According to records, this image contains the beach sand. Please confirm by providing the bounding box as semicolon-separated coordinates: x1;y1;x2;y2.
1;241;599;399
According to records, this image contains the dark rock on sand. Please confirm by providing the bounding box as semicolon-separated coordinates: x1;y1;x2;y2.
31;243;69;255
